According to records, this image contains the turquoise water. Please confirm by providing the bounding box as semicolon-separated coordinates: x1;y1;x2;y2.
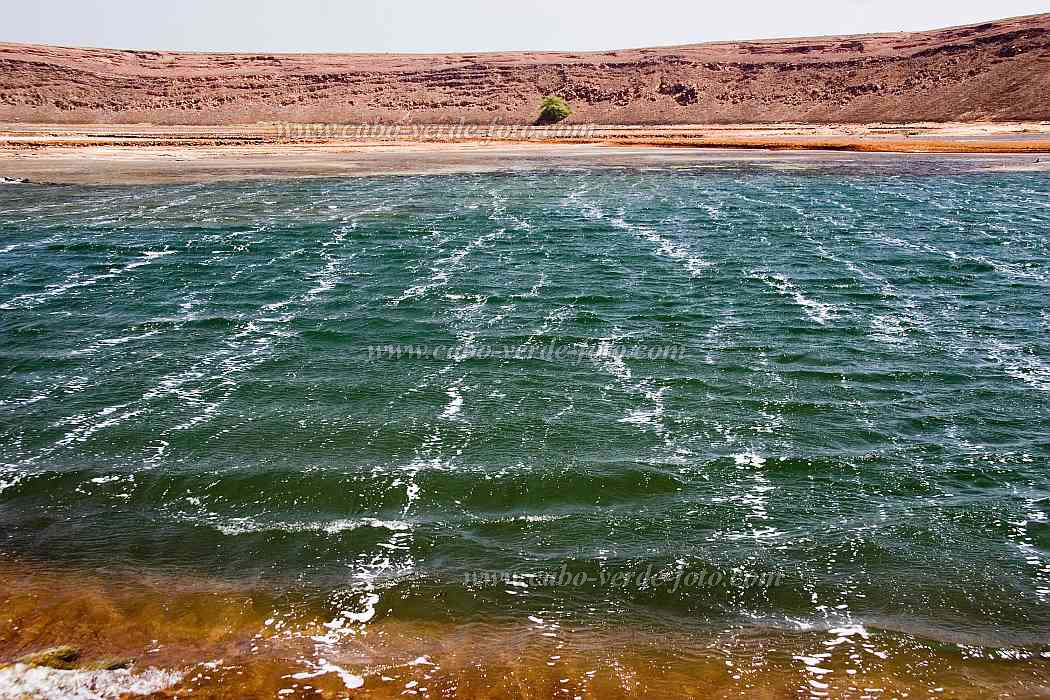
1;167;1048;652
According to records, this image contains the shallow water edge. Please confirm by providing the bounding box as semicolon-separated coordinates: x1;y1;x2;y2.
1;560;1048;699
1;144;1049;186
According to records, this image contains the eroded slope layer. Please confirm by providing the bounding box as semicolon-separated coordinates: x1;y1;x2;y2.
0;13;1048;124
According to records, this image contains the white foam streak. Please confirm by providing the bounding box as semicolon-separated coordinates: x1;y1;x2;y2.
594;333;669;437
441;385;464;418
0;664;182;700
0;251;175;311
609;213;712;278
758;272;837;325
205;516;411;537
989;341;1050;392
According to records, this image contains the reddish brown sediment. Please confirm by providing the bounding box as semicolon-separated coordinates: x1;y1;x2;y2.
1;14;1049;126
1;560;1049;698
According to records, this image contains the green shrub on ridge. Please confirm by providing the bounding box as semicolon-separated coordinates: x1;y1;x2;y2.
537;96;572;125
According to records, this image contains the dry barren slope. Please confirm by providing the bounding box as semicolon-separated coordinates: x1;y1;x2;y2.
1;13;1048;125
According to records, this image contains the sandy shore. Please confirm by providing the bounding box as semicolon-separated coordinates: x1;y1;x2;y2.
1;123;1049;184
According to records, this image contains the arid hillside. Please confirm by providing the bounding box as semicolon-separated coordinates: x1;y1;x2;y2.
1;13;1048;125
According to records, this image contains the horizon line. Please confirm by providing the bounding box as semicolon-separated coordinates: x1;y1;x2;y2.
1;11;1046;57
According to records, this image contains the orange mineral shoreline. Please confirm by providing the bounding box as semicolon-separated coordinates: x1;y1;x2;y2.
3;121;1050;149
1;123;1049;185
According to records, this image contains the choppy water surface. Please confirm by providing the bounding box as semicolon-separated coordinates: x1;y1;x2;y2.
1;164;1049;695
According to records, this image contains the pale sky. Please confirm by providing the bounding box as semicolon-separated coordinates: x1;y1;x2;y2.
3;0;1046;53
